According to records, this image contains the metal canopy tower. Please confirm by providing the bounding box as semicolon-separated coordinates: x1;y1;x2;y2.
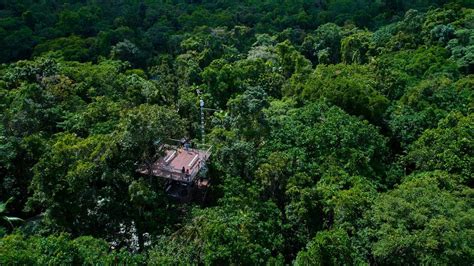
197;89;205;144
200;98;205;144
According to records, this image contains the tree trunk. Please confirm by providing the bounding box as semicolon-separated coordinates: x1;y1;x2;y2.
136;222;145;252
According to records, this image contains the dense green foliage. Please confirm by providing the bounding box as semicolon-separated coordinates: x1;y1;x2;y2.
0;0;473;264
0;233;144;264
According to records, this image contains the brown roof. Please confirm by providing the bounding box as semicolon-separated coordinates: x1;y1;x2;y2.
138;146;211;183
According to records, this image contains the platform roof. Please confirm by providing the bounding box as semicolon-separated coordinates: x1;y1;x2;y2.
138;145;211;183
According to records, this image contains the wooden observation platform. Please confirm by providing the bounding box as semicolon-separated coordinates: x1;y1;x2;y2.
138;141;212;201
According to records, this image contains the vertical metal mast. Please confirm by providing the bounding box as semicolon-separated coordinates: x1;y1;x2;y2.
197;89;205;144
200;98;205;144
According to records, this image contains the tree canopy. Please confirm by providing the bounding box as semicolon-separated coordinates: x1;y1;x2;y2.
0;0;472;264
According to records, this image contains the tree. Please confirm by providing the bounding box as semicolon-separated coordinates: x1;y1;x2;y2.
447;28;474;73
301;64;389;123
384;9;425;51
389;76;471;148
0;3;473;265
294;228;353;266
302;23;344;64
422;7;458;44
59;96;122;137
0;233;144;265
56;6;100;36
33;36;95;62
211;138;259;182
360;171;474;265
26;133;117;236
110;39;144;67
258;100;388;259
0;200;23;232
255;152;291;209
372;46;460;102
115;104;185;176
316;172;377;229
275;40;312;79
263;100;389;181
341;30;373;64
405;112;473;182
227;86;269;140
148;199;283;265
27;104;185;245
202;48;284;108
0;18;35;63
